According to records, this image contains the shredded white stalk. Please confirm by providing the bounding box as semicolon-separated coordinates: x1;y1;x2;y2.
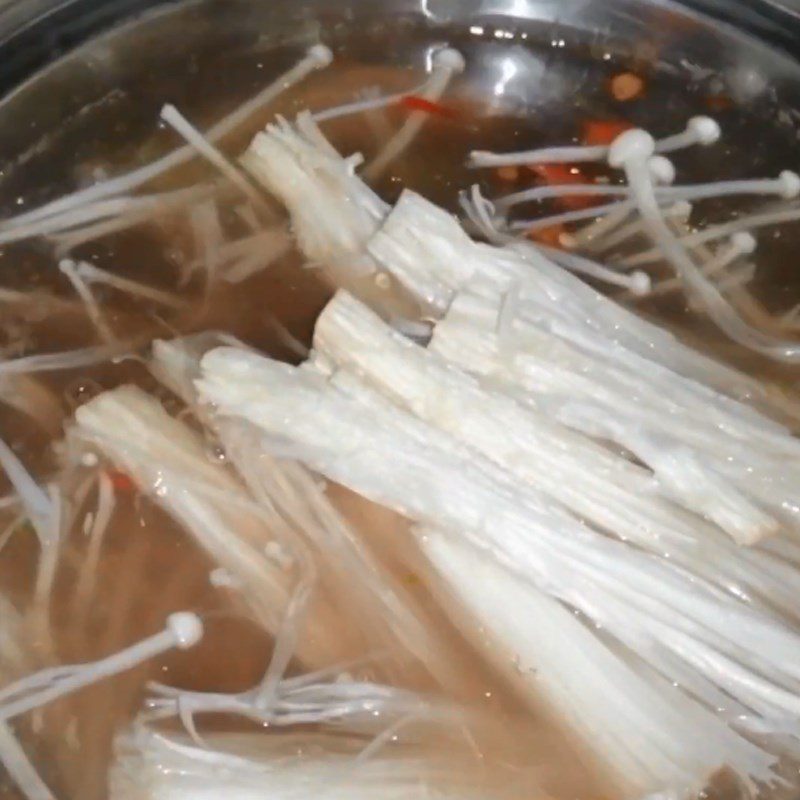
610;130;800;362
221;226;292;284
362;48;465;181
1;186;213;248
494;172;799;214
509;199;636;233
149;334;454;685
160;104;271;213
198;347;793;786
245;120;797;425
0;598;58;800
1;45;332;231
494;183;629;210
72;385;344;668
535;246;651;294
568;203;636;249
313;292;800;624
0;721;56;800
420;530;756;800
242;116;388;273
199;350;800;683
187;199;225;283
58;260;116;343
0;288;80;315
364;188;782;407
142;670;440;733
111;725;486;800
0;612;202;722
468;142;610;169
431;290;800;537
591;200;691;254
72;472;115;610
0;341;134;377
467;116;721;168
0;437;57;549
66;259;185;309
51;184;218;255
629;234;755;300
623;206;800;267
311;80;426;123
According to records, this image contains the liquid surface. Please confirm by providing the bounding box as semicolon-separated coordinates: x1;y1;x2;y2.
1;2;800;798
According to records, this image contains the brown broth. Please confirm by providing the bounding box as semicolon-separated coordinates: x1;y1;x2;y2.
2;4;800;799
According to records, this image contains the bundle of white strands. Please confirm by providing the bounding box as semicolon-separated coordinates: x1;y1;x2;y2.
4;37;800;800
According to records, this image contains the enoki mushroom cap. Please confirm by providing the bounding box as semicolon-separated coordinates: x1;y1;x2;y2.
166;612;204;650
778;170;800;200
731;231;757;255
649;156;676;186
629;270;652;296
608;129;655;168
432;47;466;74
672;200;693;219
687;115;721;145
307;44;334;68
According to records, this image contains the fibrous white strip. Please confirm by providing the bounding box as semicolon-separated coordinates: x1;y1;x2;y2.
0;45;332;232
0;341;135;377
197;347;788;791
143;670;441;732
149;335;453;685
644;233;756;299
568;202;637;248
362;48;465;182
492;172;800;213
314;291;800;603
610;130;800;362
62;260;186;309
0;722;55;800
59;259;116;343
160;105;271;213
467;116;721;168
244;114;794;418
623;204;800;267
430;290;800;538
110;726;487;800
0;288;80;314
72;385;342;668
311;79;427;123
0;438;62;612
220;227;293;284
72;472;115;610
588;200;691;253
0;185;214;248
187;198;225;283
420;529;748;800
50;184;218;255
0;601;57;800
241;116;388;274
197;351;800;705
365;189;770;406
535;246;651;294
0;612;202;722
509;199;636;232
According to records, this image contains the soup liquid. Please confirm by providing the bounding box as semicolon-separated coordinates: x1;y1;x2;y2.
2;3;800;798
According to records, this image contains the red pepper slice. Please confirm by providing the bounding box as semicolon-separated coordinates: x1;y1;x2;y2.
528;164;597;210
399;95;460;120
582;119;633;147
107;470;135;492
